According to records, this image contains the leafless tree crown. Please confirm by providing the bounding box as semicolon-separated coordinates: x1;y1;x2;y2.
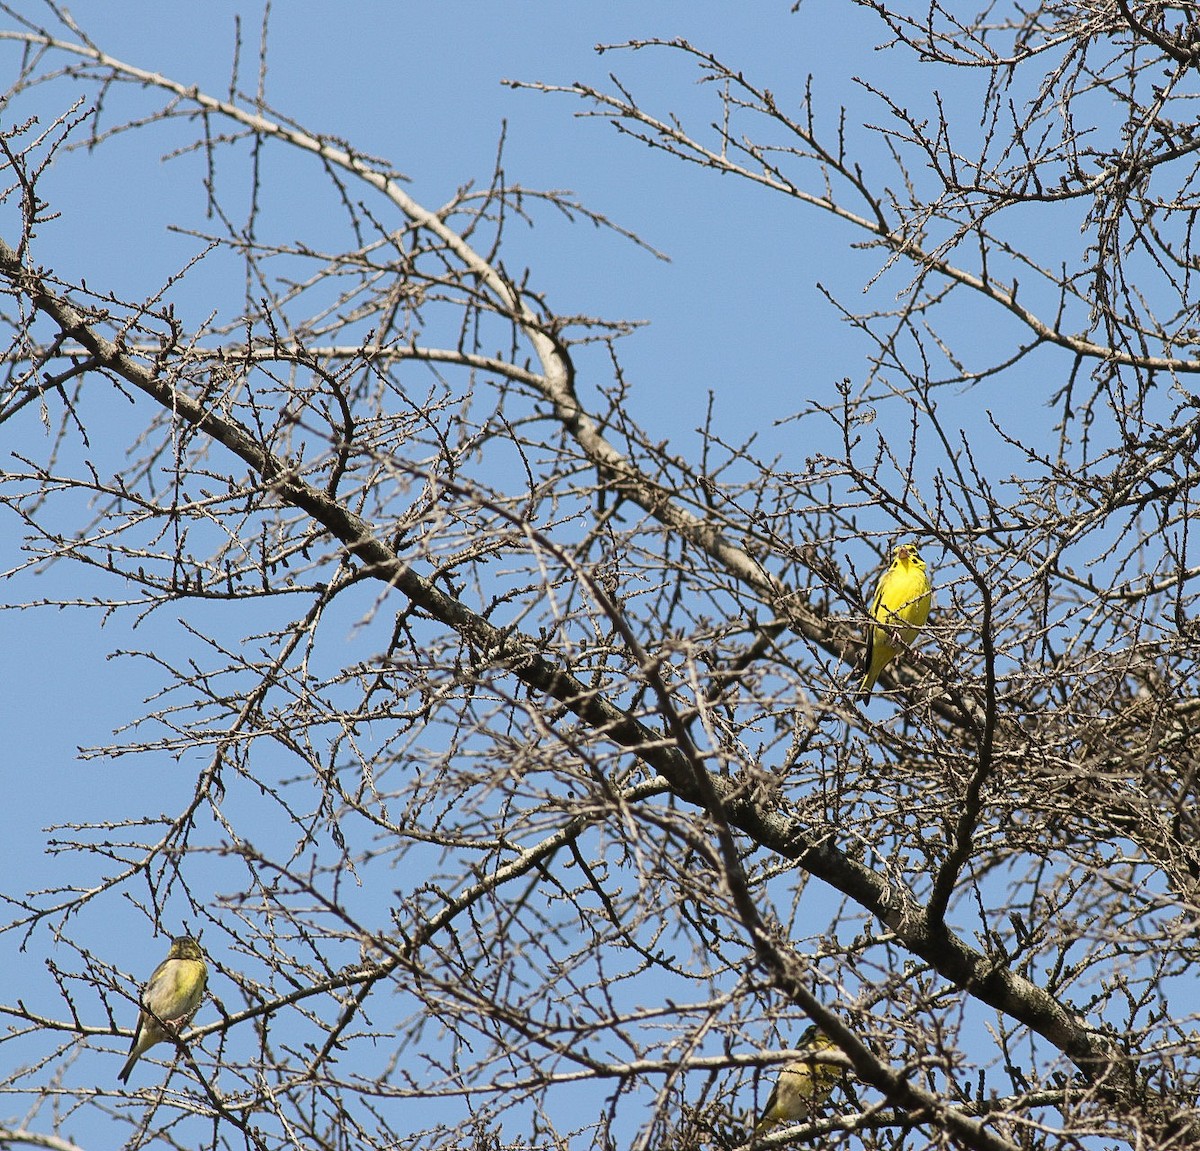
2;3;1199;1150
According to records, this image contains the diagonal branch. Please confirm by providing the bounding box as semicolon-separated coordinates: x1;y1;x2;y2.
0;232;1135;1097
0;29;835;656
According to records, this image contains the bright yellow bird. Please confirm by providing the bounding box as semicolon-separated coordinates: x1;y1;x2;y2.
117;935;208;1084
859;542;933;700
754;1026;842;1132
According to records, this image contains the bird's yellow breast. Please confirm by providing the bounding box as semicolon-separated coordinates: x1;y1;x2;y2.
872;555;931;633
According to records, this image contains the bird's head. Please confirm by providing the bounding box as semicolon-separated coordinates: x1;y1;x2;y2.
168;936;204;961
798;1023;836;1050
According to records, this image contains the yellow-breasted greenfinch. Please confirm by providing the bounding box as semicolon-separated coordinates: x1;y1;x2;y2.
859;541;933;700
754;1025;842;1132
117;935;207;1084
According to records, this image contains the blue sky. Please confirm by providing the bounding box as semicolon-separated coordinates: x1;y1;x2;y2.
0;1;1130;1146
2;0;905;844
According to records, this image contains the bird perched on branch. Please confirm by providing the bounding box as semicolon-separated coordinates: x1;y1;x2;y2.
859;541;933;700
117;935;208;1084
754;1025;842;1132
